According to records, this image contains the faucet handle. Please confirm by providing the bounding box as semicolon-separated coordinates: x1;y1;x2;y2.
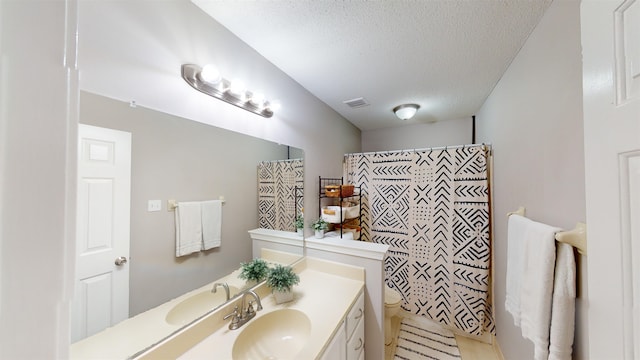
246;300;255;316
223;305;240;329
223;305;239;320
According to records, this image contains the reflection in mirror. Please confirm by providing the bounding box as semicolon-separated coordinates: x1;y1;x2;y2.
71;91;304;358
257;157;304;232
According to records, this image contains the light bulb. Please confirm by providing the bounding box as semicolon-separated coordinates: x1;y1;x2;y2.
229;79;245;95
268;101;281;112
249;92;265;108
199;64;221;85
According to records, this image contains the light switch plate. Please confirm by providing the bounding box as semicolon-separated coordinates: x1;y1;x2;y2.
148;200;161;212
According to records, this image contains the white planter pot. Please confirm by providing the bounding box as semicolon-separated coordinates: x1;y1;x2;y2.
243;279;258;290
297;228;303;236
314;229;324;239
273;290;294;304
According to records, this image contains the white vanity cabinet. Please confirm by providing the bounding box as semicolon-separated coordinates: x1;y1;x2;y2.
321;290;365;360
321;322;346;360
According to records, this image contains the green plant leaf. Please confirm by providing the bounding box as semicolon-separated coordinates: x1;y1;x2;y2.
311;217;328;230
266;264;300;293
239;258;269;282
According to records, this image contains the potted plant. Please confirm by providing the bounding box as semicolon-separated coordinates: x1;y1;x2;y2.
266;264;300;304
238;258;269;285
311;217;328;238
294;215;304;236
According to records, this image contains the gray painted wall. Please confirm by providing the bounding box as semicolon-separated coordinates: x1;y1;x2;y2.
361;117;473;152
1;1;79;357
475;1;587;359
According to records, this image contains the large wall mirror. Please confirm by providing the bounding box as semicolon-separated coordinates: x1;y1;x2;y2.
71;91;304;358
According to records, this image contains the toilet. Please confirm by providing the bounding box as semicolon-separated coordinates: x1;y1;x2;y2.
384;284;403;345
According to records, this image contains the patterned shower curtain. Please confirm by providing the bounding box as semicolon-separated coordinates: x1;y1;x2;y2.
257;159;304;232
344;145;495;336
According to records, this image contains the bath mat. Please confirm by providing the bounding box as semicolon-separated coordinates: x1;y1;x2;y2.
394;317;461;360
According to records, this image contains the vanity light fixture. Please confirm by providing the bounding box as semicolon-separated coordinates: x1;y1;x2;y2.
181;63;275;118
199;64;222;85
393;103;420;120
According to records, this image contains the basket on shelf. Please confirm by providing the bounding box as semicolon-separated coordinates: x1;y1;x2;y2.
321;206;345;223
335;223;361;239
325;184;354;198
321;204;360;223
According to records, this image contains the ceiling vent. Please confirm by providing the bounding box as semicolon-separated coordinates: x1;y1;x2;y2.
343;97;370;108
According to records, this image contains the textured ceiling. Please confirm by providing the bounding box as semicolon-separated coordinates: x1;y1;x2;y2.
193;0;552;131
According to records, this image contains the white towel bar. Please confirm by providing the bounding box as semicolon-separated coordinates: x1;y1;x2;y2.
506;206;526;217
168;197;226;211
555;223;587;256
507;206;587;256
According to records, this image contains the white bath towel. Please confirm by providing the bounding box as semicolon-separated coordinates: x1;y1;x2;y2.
506;214;563;360
548;243;576;360
514;216;561;360
175;201;203;257
505;214;528;326
201;200;222;250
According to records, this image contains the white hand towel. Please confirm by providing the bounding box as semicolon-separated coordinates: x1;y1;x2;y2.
519;218;561;360
548;243;576;360
506;214;528;326
175;202;203;257
201;200;222;250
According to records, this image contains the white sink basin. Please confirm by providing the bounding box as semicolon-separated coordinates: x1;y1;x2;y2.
165;286;239;326
232;309;311;360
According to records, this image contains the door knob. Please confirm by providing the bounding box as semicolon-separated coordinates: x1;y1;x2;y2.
115;256;128;266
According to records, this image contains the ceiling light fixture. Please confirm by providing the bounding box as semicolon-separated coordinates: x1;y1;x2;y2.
393;104;420;120
181;64;275;118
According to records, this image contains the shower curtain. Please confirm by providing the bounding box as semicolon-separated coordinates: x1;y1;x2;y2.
257;159;304;232
344;145;495;336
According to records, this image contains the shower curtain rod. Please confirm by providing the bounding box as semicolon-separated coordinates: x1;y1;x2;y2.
344;143;492;157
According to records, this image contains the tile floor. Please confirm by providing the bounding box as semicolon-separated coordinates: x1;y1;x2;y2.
385;312;500;360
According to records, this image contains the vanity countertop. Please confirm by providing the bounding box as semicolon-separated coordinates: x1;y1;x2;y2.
69;268;246;360
138;256;365;359
70;249;298;359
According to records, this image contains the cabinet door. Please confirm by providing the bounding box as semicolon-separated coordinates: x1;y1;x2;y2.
347;314;365;360
320;321;346;360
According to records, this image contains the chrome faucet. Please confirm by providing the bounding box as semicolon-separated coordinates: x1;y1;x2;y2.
223;289;263;330
211;282;230;301
241;289;263;315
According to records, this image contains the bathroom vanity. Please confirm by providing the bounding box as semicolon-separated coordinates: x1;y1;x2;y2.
135;256;365;359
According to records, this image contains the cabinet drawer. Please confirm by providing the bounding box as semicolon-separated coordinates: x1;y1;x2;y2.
346;313;365;360
346;291;364;339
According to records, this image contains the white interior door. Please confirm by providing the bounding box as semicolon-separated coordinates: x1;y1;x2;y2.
582;0;640;358
71;124;131;342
